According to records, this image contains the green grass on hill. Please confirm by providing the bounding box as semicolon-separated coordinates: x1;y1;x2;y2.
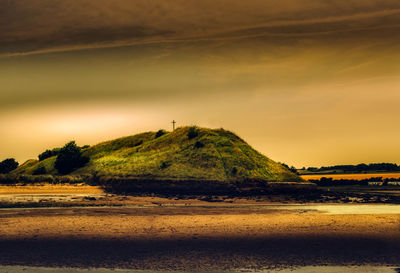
12;127;302;182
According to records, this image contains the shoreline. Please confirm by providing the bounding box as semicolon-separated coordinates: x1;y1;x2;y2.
1;183;400;208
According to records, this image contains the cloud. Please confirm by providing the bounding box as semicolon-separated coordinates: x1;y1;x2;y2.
2;0;400;57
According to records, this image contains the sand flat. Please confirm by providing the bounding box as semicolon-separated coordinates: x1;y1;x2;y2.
0;205;399;270
1;208;400;239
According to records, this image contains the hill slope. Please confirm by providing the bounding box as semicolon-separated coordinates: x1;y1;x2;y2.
13;127;302;182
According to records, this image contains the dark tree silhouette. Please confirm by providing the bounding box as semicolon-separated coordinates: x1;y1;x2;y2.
279;162;298;174
38;148;61;161
54;141;89;174
231;167;238;175
0;158;19;174
289;166;299;174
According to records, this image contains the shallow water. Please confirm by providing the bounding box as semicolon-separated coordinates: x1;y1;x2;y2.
0;193;104;203
0;266;399;273
1;202;400;215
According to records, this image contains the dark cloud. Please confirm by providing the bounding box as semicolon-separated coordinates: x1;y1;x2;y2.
2;0;400;56
0;25;172;56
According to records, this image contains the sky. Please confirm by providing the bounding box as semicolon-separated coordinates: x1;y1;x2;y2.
1;0;400;167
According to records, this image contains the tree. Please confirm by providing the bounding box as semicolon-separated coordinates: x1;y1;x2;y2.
289;166;299;174
280;162;290;170
38;148;60;161
0;158;19;174
54;141;89;174
280;162;298;174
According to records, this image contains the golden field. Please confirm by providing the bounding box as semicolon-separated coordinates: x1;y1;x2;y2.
301;172;400;181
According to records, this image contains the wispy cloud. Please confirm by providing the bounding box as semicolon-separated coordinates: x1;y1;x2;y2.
2;1;400;57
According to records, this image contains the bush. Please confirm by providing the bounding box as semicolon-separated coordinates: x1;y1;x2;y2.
33;166;47;175
187;126;199;139
160;161;171;169
55;175;83;184
231;167;238;175
54;141;90;174
289;166;298;174
194;141;204;148
18;174;55;184
280;162;298;174
0;158;19;174
155;129;166;138
0;174;18;184
137;140;143;145
38;148;60;161
0;174;91;185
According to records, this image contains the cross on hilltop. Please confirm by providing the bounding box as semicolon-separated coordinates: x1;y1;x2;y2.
172;120;176;131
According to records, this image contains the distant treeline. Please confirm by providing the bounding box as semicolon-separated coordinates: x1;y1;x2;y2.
309;176;400;186
303;163;400;173
279;162;298;174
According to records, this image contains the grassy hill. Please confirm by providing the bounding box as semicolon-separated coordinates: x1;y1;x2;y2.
12;127;302;183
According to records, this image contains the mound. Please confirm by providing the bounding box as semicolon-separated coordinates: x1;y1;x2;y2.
14;127;302;184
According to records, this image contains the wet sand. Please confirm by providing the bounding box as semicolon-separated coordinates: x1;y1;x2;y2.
1;205;400;270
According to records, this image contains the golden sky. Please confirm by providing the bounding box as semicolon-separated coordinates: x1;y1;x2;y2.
1;0;400;167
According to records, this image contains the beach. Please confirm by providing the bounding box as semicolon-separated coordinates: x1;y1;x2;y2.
1;201;399;271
